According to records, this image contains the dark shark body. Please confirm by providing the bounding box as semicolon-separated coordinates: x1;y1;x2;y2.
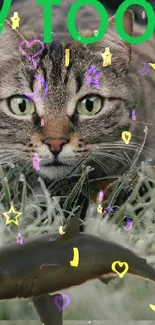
0;217;155;325
0;216;155;300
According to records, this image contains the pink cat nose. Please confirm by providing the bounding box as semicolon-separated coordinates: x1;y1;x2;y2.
43;137;69;155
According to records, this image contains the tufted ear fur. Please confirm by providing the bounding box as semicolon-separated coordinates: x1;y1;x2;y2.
108;10;134;61
0;20;37;67
0;21;23;65
108;10;134;40
105;10;133;65
78;10;134;74
79;10;134;65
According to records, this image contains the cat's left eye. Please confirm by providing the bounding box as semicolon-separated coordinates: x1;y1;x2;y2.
9;96;35;116
77;96;102;116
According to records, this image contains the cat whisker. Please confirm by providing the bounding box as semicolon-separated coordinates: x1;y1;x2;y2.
0;156;18;165
0;149;16;152
134;121;155;126
131;134;151;141
99;140;141;146
106;153;130;166
96;142;153;153
0;152;31;166
0;152;18;159
95;145;137;152
0;153;15;159
93;151;129;165
95;151;130;166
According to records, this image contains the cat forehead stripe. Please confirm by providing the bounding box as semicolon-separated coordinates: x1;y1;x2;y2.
48;41;73;86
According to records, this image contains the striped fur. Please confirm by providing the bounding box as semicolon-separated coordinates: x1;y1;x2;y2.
0;0;155;181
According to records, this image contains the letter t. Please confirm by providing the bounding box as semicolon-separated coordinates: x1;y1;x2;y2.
37;0;61;43
0;0;13;34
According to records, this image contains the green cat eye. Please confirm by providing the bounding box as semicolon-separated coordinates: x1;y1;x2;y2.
77;96;102;116
9;96;35;116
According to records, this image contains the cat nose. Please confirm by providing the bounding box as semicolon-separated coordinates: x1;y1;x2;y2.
42;137;69;155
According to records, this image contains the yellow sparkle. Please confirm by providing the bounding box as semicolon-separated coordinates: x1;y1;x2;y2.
101;47;112;67
2;206;22;226
97;204;103;214
10;12;20;30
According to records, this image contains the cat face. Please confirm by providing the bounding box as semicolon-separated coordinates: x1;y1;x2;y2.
0;13;142;180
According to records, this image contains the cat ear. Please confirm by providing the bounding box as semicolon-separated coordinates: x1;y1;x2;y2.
0;20;22;65
108;10;133;42
123;10;134;38
0;20;36;65
108;10;134;62
0;20;22;47
78;11;133;63
1;19;36;43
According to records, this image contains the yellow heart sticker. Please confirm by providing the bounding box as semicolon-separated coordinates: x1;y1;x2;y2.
122;131;131;144
111;261;129;278
149;304;155;311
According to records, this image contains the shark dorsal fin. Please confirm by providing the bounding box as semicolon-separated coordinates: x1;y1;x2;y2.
57;216;79;241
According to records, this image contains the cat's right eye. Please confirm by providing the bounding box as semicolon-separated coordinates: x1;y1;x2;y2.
77;95;102;116
9;96;35;116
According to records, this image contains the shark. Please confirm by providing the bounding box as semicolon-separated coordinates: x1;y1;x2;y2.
0;216;155;324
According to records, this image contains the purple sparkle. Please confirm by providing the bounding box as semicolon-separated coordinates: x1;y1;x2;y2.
16;233;24;244
99;190;104;201
85;65;102;88
89;65;97;74
103;206;113;214
33;153;40;170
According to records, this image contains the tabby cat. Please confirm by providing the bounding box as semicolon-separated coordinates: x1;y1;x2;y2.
0;0;155;182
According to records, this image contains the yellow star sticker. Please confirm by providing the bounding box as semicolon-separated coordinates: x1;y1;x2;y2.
2;206;22;225
10;12;20;30
101;47;112;67
97;204;103;214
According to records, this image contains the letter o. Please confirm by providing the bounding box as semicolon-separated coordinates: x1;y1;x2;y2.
67;0;108;44
116;0;155;44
